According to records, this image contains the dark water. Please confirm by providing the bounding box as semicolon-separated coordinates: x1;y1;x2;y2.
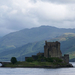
0;62;75;75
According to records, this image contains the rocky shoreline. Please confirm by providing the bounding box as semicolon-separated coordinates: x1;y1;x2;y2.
1;63;73;68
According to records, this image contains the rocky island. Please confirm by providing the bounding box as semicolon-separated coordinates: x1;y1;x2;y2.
2;41;73;68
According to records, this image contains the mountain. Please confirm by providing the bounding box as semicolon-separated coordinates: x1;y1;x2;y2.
0;33;75;61
0;26;75;52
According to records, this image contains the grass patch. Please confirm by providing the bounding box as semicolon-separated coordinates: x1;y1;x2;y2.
4;61;67;67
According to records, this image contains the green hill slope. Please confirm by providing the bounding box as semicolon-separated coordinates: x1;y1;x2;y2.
0;33;75;61
0;26;75;52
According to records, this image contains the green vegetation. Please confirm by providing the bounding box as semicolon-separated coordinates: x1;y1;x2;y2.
45;57;63;62
26;56;63;63
2;55;73;67
11;57;17;64
4;61;68;67
3;61;53;67
26;57;34;62
4;57;67;68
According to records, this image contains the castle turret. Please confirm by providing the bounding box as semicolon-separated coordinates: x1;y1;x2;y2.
64;54;69;64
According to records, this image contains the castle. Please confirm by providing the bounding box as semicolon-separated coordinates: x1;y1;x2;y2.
44;41;62;58
25;41;69;63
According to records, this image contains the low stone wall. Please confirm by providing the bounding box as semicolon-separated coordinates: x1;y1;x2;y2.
61;54;69;64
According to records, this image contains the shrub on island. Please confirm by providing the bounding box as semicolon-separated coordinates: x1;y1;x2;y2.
11;57;17;64
26;57;34;62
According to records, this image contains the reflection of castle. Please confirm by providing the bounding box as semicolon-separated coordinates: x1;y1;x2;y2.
25;41;69;63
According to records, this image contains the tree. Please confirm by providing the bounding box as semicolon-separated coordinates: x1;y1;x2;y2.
26;57;34;62
11;57;17;64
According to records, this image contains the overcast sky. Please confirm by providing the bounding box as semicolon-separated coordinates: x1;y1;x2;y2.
0;0;75;36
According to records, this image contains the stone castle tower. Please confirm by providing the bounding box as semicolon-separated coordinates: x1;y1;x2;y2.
44;41;62;58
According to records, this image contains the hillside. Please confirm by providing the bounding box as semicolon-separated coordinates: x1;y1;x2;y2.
0;26;75;52
0;33;75;61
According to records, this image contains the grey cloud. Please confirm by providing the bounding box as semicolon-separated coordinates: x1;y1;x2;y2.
31;0;37;3
0;0;11;6
0;0;75;36
41;0;75;4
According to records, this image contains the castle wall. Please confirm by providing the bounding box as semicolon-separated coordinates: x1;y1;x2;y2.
64;54;69;64
25;55;38;61
61;54;69;64
44;41;62;58
37;52;44;57
32;55;38;60
50;47;58;57
44;46;49;58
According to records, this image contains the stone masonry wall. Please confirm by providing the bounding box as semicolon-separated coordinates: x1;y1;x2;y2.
44;41;62;58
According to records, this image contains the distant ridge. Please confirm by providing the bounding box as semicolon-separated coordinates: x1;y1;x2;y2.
0;25;75;52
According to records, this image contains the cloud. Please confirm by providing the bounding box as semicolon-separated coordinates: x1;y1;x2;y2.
41;0;75;4
0;0;75;36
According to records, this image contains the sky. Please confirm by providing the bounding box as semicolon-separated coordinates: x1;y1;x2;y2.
0;0;75;36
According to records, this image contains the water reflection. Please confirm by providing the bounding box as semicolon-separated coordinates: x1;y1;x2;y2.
70;62;75;67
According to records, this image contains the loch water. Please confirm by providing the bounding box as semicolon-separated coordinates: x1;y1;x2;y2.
0;62;75;75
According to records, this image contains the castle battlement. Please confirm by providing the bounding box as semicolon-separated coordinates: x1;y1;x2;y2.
44;41;62;58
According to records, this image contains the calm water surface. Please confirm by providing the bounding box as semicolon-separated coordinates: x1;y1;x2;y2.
0;62;75;75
